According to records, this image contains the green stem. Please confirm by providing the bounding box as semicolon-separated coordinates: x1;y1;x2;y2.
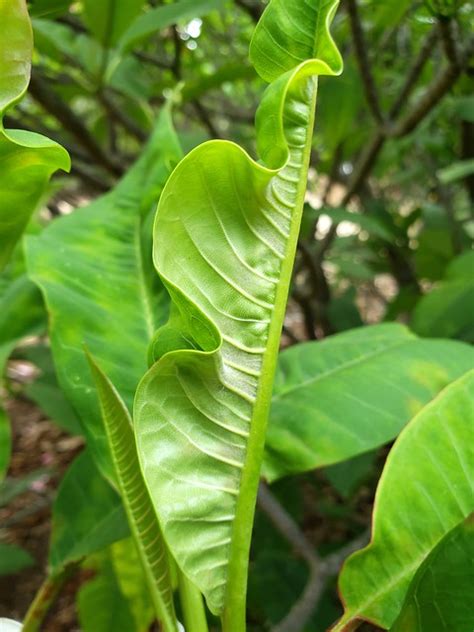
22;567;74;632
222;79;319;631
178;569;209;632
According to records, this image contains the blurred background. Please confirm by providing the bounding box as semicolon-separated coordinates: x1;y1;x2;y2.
1;0;473;629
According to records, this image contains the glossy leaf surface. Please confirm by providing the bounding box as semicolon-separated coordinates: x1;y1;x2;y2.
333;370;474;631
88;355;176;630
135;0;342;618
391;514;474;632
49;450;128;573
0;0;70;271
26;108;181;480
265;323;474;480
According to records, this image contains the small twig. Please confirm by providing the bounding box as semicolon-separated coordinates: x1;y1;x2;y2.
99;91;147;142
191;100;222;139
346;0;384;125
28;73;124;177
389;26;439;119
438;16;460;66
391;36;474;137
258;484;369;632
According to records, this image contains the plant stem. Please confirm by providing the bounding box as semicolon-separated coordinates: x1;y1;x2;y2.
222;79;319;632
22;567;74;632
178;570;209;632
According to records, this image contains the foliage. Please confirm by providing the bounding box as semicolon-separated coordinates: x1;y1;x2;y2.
0;0;473;630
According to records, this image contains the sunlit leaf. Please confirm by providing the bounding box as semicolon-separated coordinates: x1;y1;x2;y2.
264;323;474;480
0;0;70;271
333;370;474;631
135;0;343;617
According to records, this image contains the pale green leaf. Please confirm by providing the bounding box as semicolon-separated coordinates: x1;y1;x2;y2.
49;450;129;573
26;108;181;481
264;323;474;480
135;0;342;618
391;514;474;632
333;370;474;631
0;0;70;271
88;355;177;630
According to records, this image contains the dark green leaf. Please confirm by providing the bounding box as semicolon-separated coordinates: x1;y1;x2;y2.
0;542;34;575
391;514;474;632
49;451;128;572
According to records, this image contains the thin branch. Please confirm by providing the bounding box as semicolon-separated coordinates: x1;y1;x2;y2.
438;16;460;66
346;0;384;125
258;484;369;632
391;35;474;137
28;73;124;177
389;26;440;119
22;566;78;632
317;33;474;261
99;91;147;142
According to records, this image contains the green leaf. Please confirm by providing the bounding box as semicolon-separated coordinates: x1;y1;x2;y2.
0;0;70;272
87;354;177;631
412;251;474;341
118;0;221;54
437;158;474;184
135;0;342;621
110;539;155;632
77;547;138;632
265;323;474;480
0;542;34;575
82;0;145;48
0;258;46;480
391;514;474;632
28;0;72;18
26;108;181;481
21;345;82;435
332;370;474;631
49;450;129;573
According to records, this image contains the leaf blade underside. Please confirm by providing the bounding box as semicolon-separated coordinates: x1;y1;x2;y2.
134;0;343;618
88;355;177;631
